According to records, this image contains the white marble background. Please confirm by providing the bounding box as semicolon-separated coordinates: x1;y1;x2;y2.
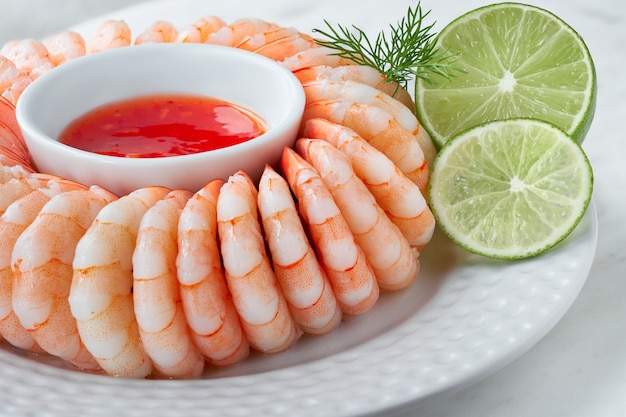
0;1;625;416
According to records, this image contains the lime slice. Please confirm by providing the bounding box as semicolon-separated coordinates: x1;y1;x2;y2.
428;118;593;260
416;2;597;148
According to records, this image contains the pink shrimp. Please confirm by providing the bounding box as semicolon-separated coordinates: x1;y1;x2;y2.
297;138;420;291
132;190;204;378
281;46;356;71
11;185;116;370
257;165;342;334
0;96;23;141
69;186;171;378
42;31;86;66
293;65;415;111
0;56;32;105
207;18;278;47
302;99;429;193
252;34;316;61
0;179;84;351
176;179;250;366
0;174;49;215
134;21;178;44
236;26;301;50
176;16;227;43
87;20;131;54
217;171;301;353
0;163;29;183
281;148;379;315
0;39;54;80
302;79;436;167
0;132;31;173
303;118;435;250
0;98;32;169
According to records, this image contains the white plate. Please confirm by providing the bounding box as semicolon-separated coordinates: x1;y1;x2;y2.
0;1;599;416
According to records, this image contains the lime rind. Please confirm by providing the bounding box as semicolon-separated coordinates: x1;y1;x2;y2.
416;2;597;148
428;118;593;260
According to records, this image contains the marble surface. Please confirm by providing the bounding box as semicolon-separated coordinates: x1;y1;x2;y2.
0;1;624;416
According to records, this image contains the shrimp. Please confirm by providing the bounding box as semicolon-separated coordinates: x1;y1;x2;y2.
87;20;131;54
207;18;278;47
132;190;204;378
257;165;342;334
303;118;435;249
69;186;170;378
0;39;54;80
134;21;178;45
297;138;420;291
0;163;29;183
0;134;31;173
236;26;301;50
0;100;32;170
302;79;436;167
42;31;86;66
0;179;84;351
293;65;415;112
217;171;301;353
176;16;227;43
11;185;116;370
0;149;32;173
0;96;23;141
176;179;250;366
302;99;429;193
252;34;316;61
0;56;32;105
281;46;356;71
0;174;49;215
281;148;379;315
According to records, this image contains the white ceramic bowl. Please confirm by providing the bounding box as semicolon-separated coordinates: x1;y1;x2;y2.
16;43;305;196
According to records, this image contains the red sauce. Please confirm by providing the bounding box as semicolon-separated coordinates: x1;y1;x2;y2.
58;94;266;158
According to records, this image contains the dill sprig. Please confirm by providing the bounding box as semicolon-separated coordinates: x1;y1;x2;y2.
313;3;462;90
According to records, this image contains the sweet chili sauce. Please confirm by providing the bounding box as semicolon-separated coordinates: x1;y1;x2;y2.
58;94;266;158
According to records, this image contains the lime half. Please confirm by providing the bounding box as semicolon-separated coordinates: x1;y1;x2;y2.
416;2;597;148
428;118;593;260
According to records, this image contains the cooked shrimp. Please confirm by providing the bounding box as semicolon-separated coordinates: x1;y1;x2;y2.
11;185;116;369
0;96;24;140
297;138;419;291
0;39;54;80
0;132;30;171
281;148;379;315
134;21;178;45
257;165;342;334
0;56;32;105
0;163;29;183
176;179;250;366
87;20;131;54
252;34;316;61
302;99;429;193
69;186;170;378
236;26;300;50
0;175;49;215
281;46;356;71
42;31;86;66
302;79;436;166
132;189;204;378
0;179;84;351
293;65;415;111
303;118;435;249
176;16;227;43
0;149;31;172
217;171;301;353
207;18;278;47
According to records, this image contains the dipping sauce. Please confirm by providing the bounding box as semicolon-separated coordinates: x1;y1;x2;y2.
58;94;266;158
